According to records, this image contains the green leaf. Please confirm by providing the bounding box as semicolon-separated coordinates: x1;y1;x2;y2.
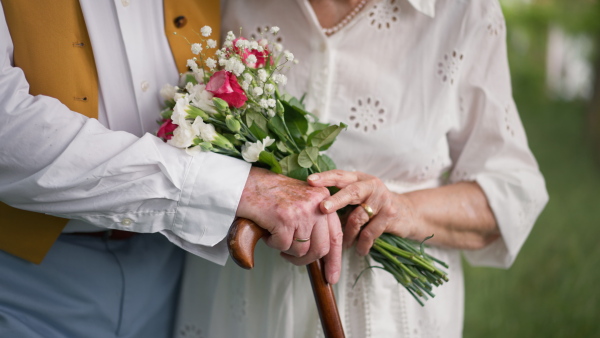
246;110;269;140
223;133;242;146
420;234;434;257
258;151;282;174
280;99;308;145
298;147;319;169
309;124;346;150
316;154;336;172
288;167;309;181
267;115;295;149
280;154;301;176
276;141;292;154
184;73;198;85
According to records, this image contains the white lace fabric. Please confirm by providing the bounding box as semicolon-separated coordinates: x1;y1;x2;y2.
175;0;548;337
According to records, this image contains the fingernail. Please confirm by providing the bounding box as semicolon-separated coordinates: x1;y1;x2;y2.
323;201;332;211
308;174;319;181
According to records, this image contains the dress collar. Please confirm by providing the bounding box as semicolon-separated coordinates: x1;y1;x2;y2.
406;0;437;18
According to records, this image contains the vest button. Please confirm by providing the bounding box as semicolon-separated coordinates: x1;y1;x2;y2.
174;16;187;28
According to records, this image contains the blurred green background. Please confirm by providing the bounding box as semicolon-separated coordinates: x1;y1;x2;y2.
463;0;600;337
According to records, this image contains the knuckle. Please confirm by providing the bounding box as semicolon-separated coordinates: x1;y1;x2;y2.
347;185;361;201
360;227;375;243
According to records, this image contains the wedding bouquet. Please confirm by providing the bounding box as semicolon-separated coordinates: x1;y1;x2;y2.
157;26;447;305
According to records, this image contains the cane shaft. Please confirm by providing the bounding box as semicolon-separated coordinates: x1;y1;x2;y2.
228;218;345;338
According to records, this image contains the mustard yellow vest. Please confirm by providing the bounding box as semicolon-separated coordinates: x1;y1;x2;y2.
0;0;220;264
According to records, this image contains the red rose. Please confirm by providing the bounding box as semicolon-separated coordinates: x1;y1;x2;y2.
206;70;248;108
233;37;270;68
157;118;177;141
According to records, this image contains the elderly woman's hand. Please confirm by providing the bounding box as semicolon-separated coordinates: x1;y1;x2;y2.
308;169;502;254
307;169;418;256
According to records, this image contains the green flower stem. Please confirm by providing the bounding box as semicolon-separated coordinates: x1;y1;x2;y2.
374;239;434;271
373;243;419;279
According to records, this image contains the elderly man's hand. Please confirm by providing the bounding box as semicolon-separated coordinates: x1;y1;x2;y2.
236;167;343;284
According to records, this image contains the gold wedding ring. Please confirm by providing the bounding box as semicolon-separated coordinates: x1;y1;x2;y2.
294;237;311;243
360;203;374;220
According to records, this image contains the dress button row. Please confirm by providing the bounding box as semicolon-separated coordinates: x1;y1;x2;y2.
121;0;130;7
120;218;133;226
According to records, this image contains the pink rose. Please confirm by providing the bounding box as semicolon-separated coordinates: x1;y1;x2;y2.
206;70;248;108
233;37;270;68
157;118;177;141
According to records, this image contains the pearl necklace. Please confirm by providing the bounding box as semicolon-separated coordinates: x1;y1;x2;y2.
322;0;369;36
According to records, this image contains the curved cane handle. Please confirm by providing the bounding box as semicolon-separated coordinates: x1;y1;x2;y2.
227;217;345;338
227;217;269;269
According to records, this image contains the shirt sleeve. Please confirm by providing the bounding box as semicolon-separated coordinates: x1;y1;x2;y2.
0;5;250;265
447;0;549;268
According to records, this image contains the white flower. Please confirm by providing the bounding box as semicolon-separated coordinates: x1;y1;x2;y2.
189;84;216;114
173;92;187;101
223;40;233;48
267;98;276;107
200;26;212;37
267;109;276;117
274;43;283;52
185;81;195;93
171;95;191;126
160;83;177;100
168;125;196;149
241;81;250;91
264;83;275;94
243;73;253;83
270;26;280;34
225;58;246;76
258;39;269;47
252;87;263;96
258;99;269;109
273;74;287;86
226;31;236;41
258;69;268;82
205;57;217;70
219;58;227;67
215;50;224;57
192;118;217;142
241;137;275;162
257;46;264;53
249;41;259;50
191;43;202;55
245;54;257;66
207;39;217;49
187;59;199;72
284;51;294;62
235;39;247;49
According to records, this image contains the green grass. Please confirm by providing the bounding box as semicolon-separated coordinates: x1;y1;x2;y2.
463;100;600;337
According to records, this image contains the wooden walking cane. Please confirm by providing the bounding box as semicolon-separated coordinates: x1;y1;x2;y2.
228;217;346;338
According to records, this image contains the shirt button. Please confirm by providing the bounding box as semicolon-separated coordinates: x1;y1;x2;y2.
174;16;187;28
120;218;133;226
141;80;150;92
121;0;130;7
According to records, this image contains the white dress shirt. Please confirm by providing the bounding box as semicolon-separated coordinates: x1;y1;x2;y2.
0;0;250;264
175;0;549;336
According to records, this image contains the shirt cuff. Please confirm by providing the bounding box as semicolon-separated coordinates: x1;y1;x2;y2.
170;152;251;259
